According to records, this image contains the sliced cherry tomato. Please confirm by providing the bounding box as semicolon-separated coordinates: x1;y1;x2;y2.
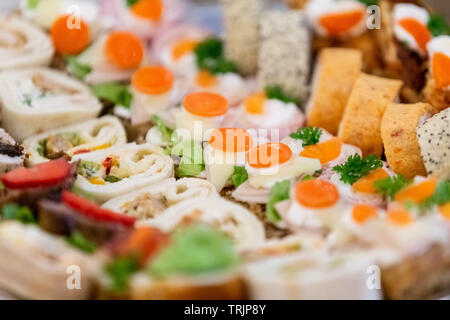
62;191;136;227
102;157;113;175
1;159;71;189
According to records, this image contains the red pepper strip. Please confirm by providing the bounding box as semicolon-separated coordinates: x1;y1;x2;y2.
102;157;113;175
62;191;136;227
1;159;71;189
118;227;169;266
73;149;91;155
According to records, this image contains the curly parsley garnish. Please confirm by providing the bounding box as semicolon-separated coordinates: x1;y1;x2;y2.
194;38;237;75
427;14;450;37
333;154;383;185
289;127;322;147
374;174;412;200
356;0;378;6
265;85;301;106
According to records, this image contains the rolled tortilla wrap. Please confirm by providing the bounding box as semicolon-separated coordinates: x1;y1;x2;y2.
243;251;381;300
73;143;174;203
0;15;54;70
139;197;266;251
102;178;218;221
0;221;101;300
338;73;402;157
381;102;432;178
306;48;362;135
0;68;102;141
0;128;24;174
23;116;127;166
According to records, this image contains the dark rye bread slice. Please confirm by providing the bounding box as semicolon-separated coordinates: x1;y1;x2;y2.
381;244;450;300
416;108;450;179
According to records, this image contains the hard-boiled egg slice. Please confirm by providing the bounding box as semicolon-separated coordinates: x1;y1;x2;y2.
285;179;344;230
246;143;321;189
174;92;229;142
243;92;300;128
393;3;431;56
427;36;450;90
205;128;253;191
193;70;249;106
131;66;174;123
330;168;390;206
306;0;367;38
394;176;437;205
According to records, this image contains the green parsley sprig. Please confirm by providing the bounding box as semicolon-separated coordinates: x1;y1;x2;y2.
333;154;383;185
289;127;322;147
427;14;450;37
374;174;412;200
356;0;378;6
194;38;237;75
265;85;301;106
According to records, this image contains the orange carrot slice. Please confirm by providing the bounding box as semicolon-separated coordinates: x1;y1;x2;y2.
105;31;144;69
50;15;90;55
300;138;342;164
131;0;163;22
387;207;413;226
195;70;219;88
398;18;431;52
247;143;292;169
295;179;339;209
395;178;437;204
172;39;198;60
132;66;174;95
245;92;266;115
319;10;364;36
439;203;450;221
352;204;378;224
183;92;229;117
352;168;390;194
432;52;450;89
209;128;253;153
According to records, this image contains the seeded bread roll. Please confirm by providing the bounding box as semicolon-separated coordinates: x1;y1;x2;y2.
422;75;450;115
416;108;450;179
307;48;362;135
381;103;432;178
222;0;261;75
338;73;402;157
259;10;310;100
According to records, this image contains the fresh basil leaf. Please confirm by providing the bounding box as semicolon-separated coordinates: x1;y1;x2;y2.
91;83;133;108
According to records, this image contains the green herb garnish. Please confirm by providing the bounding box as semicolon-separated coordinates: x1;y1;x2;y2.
91;82;133;108
67;232;97;253
302;175;315;181
194;38;237;75
37;138;47;158
231;166;248;188
149;225;239;278
356;0;378;6
1;204;36;224
126;0;139;7
265;85;301;106
427;14;450;37
266;180;291;223
333;154;383;185
104;175;121;183
66;56;92;80
151;115;173;143
77;160;100;179
289;127;322;147
27;0;40;9
104;256;139;294
175;140;205;178
374;174;412;200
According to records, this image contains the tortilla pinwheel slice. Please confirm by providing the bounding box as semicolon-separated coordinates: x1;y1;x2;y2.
0;68;102;141
0;15;54;71
0;221;101;300
73;143;174;203
140;197;266;251
22;116;127;166
102;178;218;221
